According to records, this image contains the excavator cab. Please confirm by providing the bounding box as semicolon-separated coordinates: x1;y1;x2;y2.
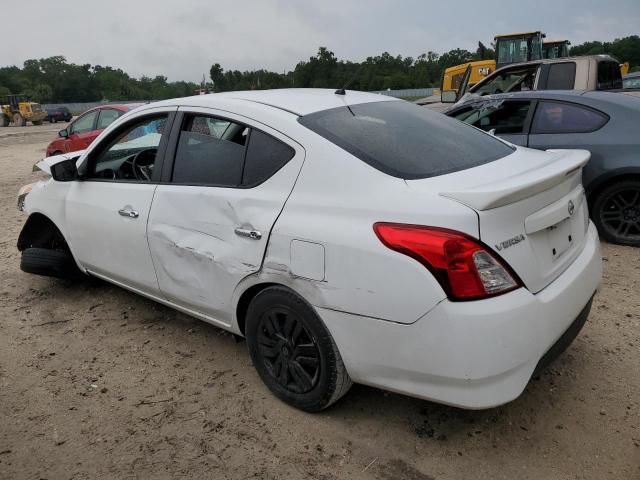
494;31;545;69
543;40;571;59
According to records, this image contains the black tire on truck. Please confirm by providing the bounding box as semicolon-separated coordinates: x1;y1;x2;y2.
20;247;83;279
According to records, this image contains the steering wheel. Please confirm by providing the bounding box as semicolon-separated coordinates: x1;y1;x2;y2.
130;148;156;181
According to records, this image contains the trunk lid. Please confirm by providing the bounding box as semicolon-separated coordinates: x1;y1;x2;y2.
407;147;591;293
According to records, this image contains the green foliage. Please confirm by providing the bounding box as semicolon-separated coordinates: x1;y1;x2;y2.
0;56;199;103
2;36;639;103
570;35;640;67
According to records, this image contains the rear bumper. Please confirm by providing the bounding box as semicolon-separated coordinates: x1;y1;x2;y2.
319;221;602;409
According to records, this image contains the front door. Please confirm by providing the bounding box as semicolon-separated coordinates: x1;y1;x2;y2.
65;109;99;153
147;109;304;322
66;110;175;294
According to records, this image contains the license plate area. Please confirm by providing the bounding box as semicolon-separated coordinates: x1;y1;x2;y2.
547;217;572;260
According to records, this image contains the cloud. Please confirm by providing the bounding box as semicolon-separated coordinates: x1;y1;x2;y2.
2;0;638;81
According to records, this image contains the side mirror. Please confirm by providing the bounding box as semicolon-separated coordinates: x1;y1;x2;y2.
50;159;78;182
58;128;69;138
441;90;457;103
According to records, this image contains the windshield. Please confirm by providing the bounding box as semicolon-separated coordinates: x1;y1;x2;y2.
472;66;538;96
496;36;542;65
298;100;514;180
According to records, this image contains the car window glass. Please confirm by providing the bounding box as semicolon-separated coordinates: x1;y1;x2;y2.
623;77;640;88
97;109;121;130
547;63;576;90
457;100;531;134
70;111;97;134
531;101;608;134
597;62;623;90
87;115;168;181
171;114;248;186
242;130;295;186
473;66;537;95
299;100;514;180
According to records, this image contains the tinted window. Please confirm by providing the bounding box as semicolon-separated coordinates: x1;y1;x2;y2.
242;130;295;186
531;101;608;134
172;115;248;186
299;101;514;179
546;63;576;90
71;111;97;134
88;115;167;181
623;77;640;89
454;100;531;134
97;109;121;130
597;62;623;90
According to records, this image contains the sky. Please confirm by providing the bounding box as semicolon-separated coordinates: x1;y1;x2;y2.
4;0;639;82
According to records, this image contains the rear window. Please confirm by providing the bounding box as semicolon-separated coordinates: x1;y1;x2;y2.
546;62;576;90
597;61;623;90
298;101;514;179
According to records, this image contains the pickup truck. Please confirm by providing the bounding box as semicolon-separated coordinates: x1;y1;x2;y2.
436;55;624;109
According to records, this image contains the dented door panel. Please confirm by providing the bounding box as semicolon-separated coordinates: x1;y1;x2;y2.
147;142;304;322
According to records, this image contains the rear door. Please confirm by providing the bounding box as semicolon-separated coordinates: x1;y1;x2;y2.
147;108;305;321
451;99;535;147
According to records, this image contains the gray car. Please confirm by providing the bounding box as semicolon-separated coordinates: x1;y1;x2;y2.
445;90;640;246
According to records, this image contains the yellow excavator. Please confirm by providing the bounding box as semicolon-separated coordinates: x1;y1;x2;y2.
441;31;545;93
0;94;47;127
543;39;571;59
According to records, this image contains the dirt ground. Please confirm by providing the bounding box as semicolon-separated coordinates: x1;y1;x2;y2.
0;130;638;480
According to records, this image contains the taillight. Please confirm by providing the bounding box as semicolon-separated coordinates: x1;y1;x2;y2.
373;223;520;301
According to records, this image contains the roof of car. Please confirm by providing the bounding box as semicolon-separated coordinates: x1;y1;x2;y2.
453;89;640;111
153;89;399;116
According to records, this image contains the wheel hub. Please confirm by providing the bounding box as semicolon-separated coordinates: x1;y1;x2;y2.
256;308;321;394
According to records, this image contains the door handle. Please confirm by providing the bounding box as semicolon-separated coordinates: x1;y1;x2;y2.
234;227;262;240
118;208;139;218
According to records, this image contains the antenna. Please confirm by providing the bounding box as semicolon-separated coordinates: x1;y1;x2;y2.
334;63;366;96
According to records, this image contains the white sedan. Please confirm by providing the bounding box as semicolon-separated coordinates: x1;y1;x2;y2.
17;89;601;412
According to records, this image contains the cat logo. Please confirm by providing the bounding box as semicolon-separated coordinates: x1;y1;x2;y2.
478;67;491;76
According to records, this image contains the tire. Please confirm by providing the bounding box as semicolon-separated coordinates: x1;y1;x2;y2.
592;179;640;246
20;247;83;279
245;286;352;412
1;116;8;127
13;113;25;127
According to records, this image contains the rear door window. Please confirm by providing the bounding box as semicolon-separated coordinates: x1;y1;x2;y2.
171;114;248;186
531;101;608;134
242;130;295;186
454;100;532;134
546;63;576;90
299;100;514;179
597;61;623;90
97;109;121;130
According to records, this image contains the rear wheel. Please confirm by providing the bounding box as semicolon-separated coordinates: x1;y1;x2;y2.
1;115;8;127
592;179;640;246
245;286;352;412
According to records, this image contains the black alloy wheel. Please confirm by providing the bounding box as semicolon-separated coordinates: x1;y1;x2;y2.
593;180;640;246
245;286;352;412
257;306;320;394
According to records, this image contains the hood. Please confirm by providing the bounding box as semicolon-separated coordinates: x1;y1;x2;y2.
35;150;86;175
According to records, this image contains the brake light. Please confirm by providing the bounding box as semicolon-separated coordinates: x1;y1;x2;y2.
373;223;520;301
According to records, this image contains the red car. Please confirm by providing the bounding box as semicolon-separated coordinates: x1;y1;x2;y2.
46;104;143;157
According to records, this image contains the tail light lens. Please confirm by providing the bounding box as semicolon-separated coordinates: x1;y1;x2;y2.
373;223;520;301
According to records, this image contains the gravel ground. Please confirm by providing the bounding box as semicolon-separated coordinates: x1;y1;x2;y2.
0;131;638;480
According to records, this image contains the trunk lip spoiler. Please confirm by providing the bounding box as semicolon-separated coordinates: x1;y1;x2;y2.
439;149;590;211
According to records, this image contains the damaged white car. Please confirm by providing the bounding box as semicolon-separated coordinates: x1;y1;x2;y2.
17;89;601;412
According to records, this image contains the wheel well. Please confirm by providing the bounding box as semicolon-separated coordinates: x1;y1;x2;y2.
236;282;278;336
17;213;69;252
588;174;640;207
